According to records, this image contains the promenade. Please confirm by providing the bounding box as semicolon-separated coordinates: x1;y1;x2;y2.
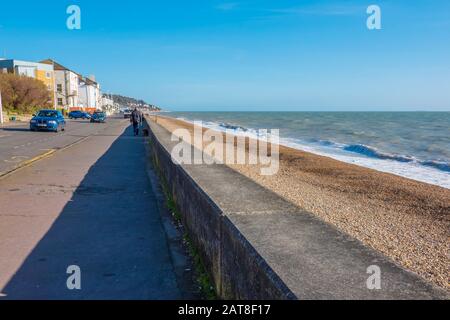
0;117;189;299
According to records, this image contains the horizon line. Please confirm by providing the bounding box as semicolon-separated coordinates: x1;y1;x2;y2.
163;109;450;112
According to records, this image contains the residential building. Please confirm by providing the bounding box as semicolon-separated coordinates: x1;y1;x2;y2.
41;59;80;110
0;58;56;108
100;94;119;115
78;76;101;111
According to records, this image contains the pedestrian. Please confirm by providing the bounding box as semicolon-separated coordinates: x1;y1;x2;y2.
130;108;141;136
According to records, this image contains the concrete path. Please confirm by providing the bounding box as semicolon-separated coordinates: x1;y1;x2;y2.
0;118;183;299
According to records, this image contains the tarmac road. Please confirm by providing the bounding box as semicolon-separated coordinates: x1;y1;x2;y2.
0;118;114;176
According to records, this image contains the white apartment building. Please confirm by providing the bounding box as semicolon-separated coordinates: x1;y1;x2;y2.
41;59;80;110
79;76;101;110
100;95;118;115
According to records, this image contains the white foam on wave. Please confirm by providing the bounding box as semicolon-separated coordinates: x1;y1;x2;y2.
176;117;450;189
281;138;450;189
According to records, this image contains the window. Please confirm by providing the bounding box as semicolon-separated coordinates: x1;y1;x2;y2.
46;72;51;79
37;110;57;117
57;84;63;93
57;98;64;106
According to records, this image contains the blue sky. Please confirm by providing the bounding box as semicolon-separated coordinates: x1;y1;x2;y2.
0;0;449;111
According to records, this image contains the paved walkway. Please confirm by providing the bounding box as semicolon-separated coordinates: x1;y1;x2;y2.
0;119;183;299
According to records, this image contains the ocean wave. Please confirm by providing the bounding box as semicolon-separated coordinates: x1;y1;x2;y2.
176;117;450;178
343;144;415;163
421;160;450;173
311;139;344;147
218;122;248;132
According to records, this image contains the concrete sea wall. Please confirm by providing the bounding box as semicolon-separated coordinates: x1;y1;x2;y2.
145;117;294;299
144;116;448;300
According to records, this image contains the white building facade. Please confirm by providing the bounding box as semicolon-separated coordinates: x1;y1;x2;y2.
56;70;79;109
78;77;101;110
100;95;118;115
40;60;80;110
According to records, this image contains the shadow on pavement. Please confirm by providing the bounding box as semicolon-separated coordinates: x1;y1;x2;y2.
1;125;182;300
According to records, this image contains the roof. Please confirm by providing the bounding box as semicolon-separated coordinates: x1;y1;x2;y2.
0;59;54;71
40;59;81;77
80;76;99;86
42;59;99;85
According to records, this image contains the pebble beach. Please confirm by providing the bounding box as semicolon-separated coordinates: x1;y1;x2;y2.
152;115;450;291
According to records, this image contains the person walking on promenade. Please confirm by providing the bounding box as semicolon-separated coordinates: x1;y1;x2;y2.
130;108;142;136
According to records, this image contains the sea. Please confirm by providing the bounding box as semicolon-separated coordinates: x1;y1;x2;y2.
165;112;450;189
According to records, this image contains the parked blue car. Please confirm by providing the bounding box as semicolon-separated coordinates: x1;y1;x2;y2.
30;110;66;132
90;111;106;123
68;110;91;119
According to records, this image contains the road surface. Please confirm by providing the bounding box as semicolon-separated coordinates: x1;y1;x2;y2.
0;117;188;299
0;119;107;176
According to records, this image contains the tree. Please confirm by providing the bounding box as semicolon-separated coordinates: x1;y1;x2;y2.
0;73;52;114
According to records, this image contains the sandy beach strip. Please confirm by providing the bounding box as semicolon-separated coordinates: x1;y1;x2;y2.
149;115;450;291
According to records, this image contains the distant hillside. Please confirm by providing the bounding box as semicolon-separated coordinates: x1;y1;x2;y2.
111;94;161;110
